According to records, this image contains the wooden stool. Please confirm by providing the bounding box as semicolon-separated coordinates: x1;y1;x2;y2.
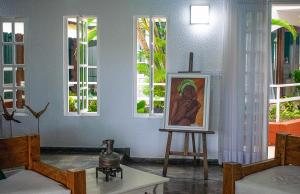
159;128;215;180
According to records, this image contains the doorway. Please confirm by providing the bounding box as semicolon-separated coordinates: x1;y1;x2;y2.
269;4;300;158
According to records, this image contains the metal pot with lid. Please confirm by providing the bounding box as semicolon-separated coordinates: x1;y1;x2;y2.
99;139;121;168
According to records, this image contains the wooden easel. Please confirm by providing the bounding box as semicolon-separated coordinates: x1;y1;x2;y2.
160;52;215;180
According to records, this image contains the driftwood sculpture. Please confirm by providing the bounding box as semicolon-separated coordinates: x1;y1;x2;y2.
25;102;49;134
0;95;21;137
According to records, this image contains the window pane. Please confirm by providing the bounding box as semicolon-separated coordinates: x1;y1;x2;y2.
80;44;87;65
79;89;88;110
154;85;165;113
88;68;97;82
16;67;25;87
69;84;77;112
88;17;97;66
79;18;88;43
136;17;150;113
153;17;167;114
88;84;97;112
16;45;24;64
66;16;98;114
16;89;25;109
84;89;87;110
3;45;13;64
3;67;13;86
88;84;97;99
80;67;87;87
67;18;77;38
3;23;12;42
69;68;77;82
87;17;98;113
15;22;24;42
88;100;97;112
3;90;13;108
68;18;77;82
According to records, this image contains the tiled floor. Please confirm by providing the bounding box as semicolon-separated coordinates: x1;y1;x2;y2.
41;154;223;194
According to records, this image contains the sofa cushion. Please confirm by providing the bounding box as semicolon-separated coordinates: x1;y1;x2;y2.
0;169;70;194
236;165;300;194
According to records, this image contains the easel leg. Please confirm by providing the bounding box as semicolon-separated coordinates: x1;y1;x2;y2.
202;133;208;180
184;133;189;156
192;133;197;165
163;131;172;177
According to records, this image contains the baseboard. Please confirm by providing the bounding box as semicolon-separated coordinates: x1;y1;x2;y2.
41;147;219;165
41;147;130;157
127;157;219;165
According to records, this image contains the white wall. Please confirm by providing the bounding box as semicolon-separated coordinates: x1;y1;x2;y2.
0;0;224;159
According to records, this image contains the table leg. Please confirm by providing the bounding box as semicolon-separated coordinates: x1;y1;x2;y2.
202;133;208;180
163;131;173;177
192;132;197;165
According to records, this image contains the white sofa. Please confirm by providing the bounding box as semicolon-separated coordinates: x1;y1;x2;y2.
223;133;300;194
0;170;70;194
235;165;300;194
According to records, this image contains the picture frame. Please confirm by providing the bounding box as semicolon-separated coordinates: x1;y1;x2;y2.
164;73;210;131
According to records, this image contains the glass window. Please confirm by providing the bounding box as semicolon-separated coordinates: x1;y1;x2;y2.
135;17;167;115
1;19;25;111
66;16;98;115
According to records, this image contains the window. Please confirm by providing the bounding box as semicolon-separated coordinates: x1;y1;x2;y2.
0;19;25;111
65;16;98;115
135;17;167;115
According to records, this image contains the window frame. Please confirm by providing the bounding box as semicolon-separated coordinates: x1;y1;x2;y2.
133;15;168;118
0;17;27;114
63;15;100;116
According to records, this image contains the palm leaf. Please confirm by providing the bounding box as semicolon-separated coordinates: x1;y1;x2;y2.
88;28;97;42
272;18;297;42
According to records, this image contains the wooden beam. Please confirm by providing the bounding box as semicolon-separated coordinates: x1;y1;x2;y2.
67;169;86;194
275;133;288;165
223;163;242;194
241;158;281;177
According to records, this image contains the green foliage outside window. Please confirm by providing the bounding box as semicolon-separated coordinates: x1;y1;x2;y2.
292;69;300;92
69;97;77;112
88;100;97;112
137;100;149;113
136;18;167;113
269;99;300;122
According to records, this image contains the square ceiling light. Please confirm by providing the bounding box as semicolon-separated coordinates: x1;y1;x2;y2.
190;5;209;24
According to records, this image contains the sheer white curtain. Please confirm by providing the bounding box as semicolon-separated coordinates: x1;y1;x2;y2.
220;0;270;164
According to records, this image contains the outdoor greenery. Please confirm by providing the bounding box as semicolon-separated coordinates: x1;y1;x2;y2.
88;100;97;112
137;100;148;113
269;100;300;122
136;18;167;113
268;19;300;122
272;18;297;42
69;97;77;112
292;69;300;91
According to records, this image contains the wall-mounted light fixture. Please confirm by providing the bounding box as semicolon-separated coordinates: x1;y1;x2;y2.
190;5;209;24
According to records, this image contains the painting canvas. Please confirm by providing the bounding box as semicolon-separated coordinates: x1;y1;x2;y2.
164;73;210;130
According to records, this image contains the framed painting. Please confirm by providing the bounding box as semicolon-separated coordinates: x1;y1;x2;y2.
164;73;210;130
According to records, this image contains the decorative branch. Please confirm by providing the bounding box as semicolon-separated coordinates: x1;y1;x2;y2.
0;95;21;137
25;102;49;134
